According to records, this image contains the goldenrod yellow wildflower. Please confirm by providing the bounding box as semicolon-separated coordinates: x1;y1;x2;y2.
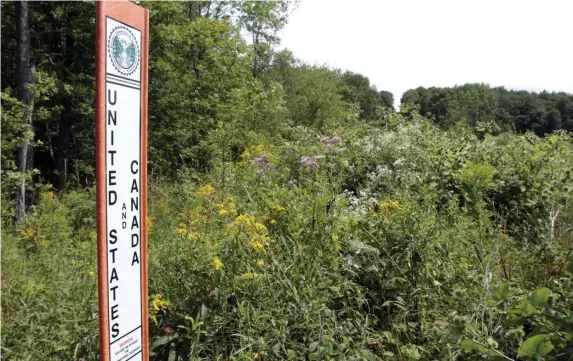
271;204;286;213
20;228;35;239
256;260;265;267
151;294;169;311
213;257;224;270
237;272;262;281
230;213;271;252
215;198;237;217
176;227;187;236
332;235;341;251
377;200;404;215
226;200;237;216
234;214;255;225
240;148;251;160
150;294;169;324
254;222;268;234
250;237;267;253
195;184;215;198
147;217;155;235
230;214;256;234
255;144;264;155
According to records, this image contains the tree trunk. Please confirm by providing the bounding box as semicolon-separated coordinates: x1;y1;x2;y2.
53;98;72;191
15;0;35;222
51;3;71;192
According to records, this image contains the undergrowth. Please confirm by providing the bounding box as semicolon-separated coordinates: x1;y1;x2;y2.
2;118;572;360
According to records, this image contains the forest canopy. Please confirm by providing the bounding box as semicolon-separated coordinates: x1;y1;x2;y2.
400;84;573;135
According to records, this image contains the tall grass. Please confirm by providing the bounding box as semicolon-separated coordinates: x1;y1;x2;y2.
2;120;572;360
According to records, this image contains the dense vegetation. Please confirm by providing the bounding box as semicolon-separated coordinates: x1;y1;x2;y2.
2;1;573;361
401;84;573;136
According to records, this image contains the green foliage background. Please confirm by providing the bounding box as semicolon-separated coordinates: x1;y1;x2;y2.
2;1;573;361
400;84;573;135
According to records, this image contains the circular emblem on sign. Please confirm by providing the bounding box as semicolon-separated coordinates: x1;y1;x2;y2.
108;25;139;76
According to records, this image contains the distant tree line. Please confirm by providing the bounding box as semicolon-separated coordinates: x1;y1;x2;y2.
400;84;573;135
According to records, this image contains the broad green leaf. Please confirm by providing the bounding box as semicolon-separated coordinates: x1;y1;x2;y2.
309;341;319;352
401;344;422;360
518;334;554;358
460;339;498;357
460;339;487;353
530;287;551;308
168;348;177;361
150;334;177;350
509;298;537;320
287;349;297;360
492;281;512;301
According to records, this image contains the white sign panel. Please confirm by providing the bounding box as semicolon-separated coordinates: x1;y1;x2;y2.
105;17;143;361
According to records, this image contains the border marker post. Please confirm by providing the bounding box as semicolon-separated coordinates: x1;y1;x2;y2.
96;2;149;361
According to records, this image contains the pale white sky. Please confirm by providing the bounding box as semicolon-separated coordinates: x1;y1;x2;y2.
278;0;573;108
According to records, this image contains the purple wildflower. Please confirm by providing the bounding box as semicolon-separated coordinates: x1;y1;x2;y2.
320;136;343;148
300;156;318;168
253;154;273;168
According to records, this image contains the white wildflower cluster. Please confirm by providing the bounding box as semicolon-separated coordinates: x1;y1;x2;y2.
367;165;392;184
331;188;378;219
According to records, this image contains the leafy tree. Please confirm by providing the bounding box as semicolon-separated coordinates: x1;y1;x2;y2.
1;2;97;191
379;90;394;110
145;5;253;172
238;1;292;79
340;71;381;121
270;51;350;129
400;86;424;106
446;83;498;127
